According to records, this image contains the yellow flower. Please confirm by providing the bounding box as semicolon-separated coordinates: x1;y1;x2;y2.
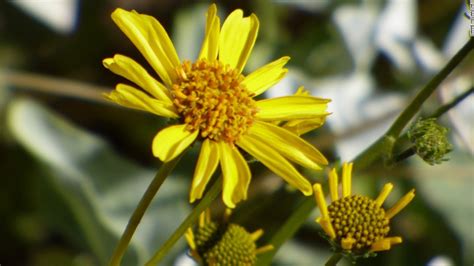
185;209;273;265
103;4;330;208
313;162;415;259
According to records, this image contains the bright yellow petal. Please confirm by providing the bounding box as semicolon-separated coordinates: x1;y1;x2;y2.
341;162;353;197
185;228;196;250
111;8;180;87
385;189;415;219
313;184;339;240
248;121;328;170
370;237;402;252
237;135;312;196
313;184;329;218
374;183;394;208
104;84;178;118
103;55;172;103
341;236;356;250
190;139;220;203
250;229;264;241
242;56;290;97
152;124;198;162
219;9;259;73
283;116;328;136
198;4;220;61
218;142;251;208
328;168;339;201
256;96;330;121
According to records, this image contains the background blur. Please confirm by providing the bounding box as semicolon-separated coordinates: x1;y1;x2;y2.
0;0;472;265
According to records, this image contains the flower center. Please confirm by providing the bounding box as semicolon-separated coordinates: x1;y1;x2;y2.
172;60;257;143
328;195;390;252
194;222;257;265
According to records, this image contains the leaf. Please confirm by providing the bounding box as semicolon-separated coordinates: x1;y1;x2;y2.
7;98;190;265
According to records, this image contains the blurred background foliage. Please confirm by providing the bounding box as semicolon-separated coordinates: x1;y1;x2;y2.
0;0;472;265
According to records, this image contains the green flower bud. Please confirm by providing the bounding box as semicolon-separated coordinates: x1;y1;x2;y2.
408;118;452;165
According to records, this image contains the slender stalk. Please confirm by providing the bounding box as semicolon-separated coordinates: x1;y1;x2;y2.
392;87;473;163
1;69;110;104
259;38;474;264
386;38;474;138
108;154;184;266
145;176;222;265
356;38;474;168
429;86;473;118
325;253;343;266
394;146;416;163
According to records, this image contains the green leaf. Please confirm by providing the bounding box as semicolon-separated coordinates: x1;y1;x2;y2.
7;98;190;265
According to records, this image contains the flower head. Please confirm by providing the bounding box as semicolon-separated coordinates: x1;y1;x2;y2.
185;209;273;265
313;163;415;260
408;118;452;165
104;4;330;208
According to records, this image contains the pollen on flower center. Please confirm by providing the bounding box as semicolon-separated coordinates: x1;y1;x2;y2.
172;59;257;143
328;195;390;252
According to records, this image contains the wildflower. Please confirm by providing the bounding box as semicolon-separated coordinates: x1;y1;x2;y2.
104;4;330;208
185;209;273;265
313;162;415;261
408;118;452;165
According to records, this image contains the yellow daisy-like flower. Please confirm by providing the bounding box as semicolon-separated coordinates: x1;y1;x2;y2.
185;209;273;265
104;4;330;208
313;162;415;258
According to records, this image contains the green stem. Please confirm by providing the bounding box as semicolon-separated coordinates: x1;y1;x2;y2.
145;176;222;265
386;38;474;138
393;86;473;162
108;154;184;266
325;253;343;266
356;38;474;169
429;86;473;118
259;38;474;264
394;146;417;163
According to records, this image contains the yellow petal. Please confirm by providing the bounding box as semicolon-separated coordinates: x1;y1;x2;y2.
185;228;196;250
370;237;402;252
190;139;220;203
248;121;328;170
283;116;328;136
198;4;220;61
237;135;312;196
104;84;178;118
316;216;336;240
243;56;290;97
374;183;394;208
103;55;172;103
255;245;274;255
341;236;356;250
152;124;198;162
328;168;339;201
313;184;329;218
385;189;415;219
219;9;259;73
218;142;251;208
256;96;330;121
111;8;180;87
341;162;353;197
250;229;264;241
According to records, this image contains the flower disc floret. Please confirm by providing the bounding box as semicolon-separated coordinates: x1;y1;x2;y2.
172;59;258;143
328;195;390;252
195;222;257;266
186;210;273;266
